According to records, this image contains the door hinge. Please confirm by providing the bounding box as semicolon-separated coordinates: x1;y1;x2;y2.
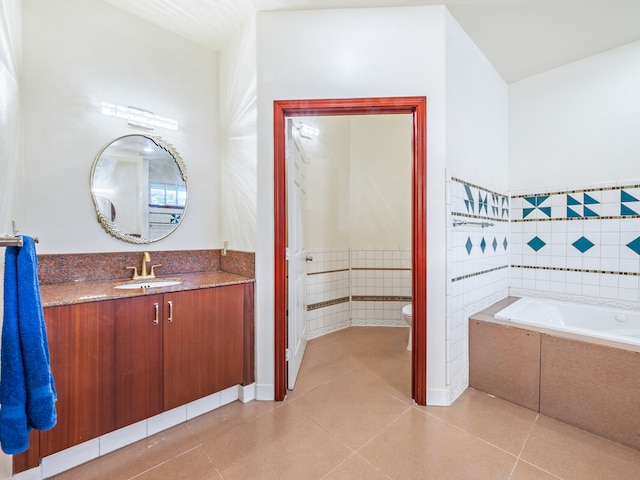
286;247;290;260
285;348;291;362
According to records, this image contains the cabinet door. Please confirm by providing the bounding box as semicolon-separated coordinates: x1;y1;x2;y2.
102;295;164;432
163;285;244;410
40;302;104;457
215;285;245;390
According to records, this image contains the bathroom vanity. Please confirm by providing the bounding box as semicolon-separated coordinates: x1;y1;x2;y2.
13;267;254;474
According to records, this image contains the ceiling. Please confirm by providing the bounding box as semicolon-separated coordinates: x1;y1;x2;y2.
103;0;640;83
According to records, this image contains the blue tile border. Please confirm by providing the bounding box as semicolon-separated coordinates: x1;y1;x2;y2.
452;177;509;220
513;183;640;222
511;183;640;198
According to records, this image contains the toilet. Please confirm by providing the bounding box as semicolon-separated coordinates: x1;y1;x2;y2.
402;303;412;351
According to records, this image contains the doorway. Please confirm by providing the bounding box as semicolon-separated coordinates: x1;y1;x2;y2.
274;97;427;405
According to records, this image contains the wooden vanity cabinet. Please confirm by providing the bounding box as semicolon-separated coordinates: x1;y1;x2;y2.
163;284;245;409
30;283;251;465
105;295;164;431
39;301;105;456
39;295;164;457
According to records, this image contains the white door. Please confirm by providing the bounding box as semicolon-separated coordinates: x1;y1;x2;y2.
287;121;309;390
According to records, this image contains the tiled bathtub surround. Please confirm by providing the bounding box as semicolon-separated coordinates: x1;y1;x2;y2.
305;247;411;338
510;181;640;307
37;250;254;285
447;177;510;402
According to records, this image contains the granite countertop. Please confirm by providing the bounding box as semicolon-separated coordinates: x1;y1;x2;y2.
40;271;254;307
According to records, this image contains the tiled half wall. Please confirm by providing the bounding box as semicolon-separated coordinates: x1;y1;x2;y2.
306;248;411;339
510;182;640;307
447;177;510;402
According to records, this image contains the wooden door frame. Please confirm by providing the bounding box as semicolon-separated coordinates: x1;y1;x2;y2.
273;96;427;405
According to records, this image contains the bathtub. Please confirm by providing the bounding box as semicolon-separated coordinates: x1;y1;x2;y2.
471;296;640;451
494;297;640;347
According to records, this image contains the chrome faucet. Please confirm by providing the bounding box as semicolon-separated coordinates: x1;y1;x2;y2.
126;252;162;280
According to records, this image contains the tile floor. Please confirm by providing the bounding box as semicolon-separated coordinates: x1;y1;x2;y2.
51;327;640;480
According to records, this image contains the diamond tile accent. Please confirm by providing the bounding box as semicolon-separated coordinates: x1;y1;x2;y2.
492;237;498;252
626;237;640;255
480;237;487;253
465;237;473;255
503;237;508;251
572;236;595;253
527;236;546;252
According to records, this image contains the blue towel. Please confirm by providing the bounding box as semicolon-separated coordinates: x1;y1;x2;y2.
0;236;57;454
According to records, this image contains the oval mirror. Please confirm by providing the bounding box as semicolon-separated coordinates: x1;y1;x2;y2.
90;134;188;244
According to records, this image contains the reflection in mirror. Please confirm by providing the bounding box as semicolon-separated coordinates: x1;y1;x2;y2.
90;134;188;243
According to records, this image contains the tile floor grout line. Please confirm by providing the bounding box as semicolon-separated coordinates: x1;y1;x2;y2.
285;398;359;454
318;452;357;480
200;446;225;480
516;459;567;480
127;444;204;480
413;405;522;460
506;413;547;480
353;403;414;455
288;375;414;458
318;451;392;480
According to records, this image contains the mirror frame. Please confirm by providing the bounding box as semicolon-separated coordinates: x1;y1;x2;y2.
90;134;188;244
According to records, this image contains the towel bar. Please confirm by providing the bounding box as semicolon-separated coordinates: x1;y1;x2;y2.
0;236;39;248
452;219;494;228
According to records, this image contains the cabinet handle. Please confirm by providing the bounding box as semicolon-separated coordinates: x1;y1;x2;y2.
153;303;159;325
167;300;173;323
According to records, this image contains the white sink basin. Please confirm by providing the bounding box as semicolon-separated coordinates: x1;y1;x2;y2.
114;280;183;290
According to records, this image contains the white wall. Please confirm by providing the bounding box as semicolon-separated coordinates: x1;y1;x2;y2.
509;40;640;192
445;13;509;192
443;11;509;403
0;0;23;239
300;116;352;250
0;0;21;475
219;19;258;252
350;114;412;248
302;114;411;250
21;0;220;254
256;6;449;403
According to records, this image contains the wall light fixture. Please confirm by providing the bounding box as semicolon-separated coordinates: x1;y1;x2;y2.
101;102;179;130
